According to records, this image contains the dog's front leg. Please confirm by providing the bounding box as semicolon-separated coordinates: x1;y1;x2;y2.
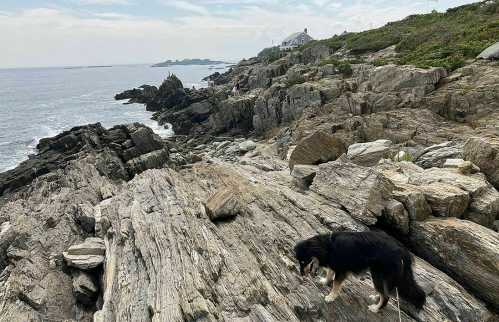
325;272;347;303
320;268;335;286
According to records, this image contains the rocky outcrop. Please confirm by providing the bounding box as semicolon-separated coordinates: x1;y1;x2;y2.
311;157;394;226
0;123;170;196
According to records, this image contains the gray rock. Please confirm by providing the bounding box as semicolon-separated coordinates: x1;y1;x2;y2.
126;149;169;175
477;42;499;59
415;142;463;169
464;137;499;188
347;139;392;166
238;140;257;153
382;199;409;234
72;271;98;306
63;237;105;270
311;157;394;225
410;218;499;310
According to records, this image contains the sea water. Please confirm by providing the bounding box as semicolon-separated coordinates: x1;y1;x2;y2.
0;64;227;172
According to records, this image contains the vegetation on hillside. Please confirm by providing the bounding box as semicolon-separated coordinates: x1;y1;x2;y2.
301;0;499;70
257;46;285;64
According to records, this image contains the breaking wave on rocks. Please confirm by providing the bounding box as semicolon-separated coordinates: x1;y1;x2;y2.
0;64;224;172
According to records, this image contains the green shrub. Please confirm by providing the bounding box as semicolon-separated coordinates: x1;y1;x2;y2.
299;0;499;71
319;58;353;78
257;46;284;64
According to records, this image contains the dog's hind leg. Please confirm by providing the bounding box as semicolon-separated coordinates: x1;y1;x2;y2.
324;271;347;303
320;268;335;286
368;270;390;313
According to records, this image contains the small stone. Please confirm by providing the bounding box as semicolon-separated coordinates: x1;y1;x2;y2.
204;188;243;221
238;140;257;153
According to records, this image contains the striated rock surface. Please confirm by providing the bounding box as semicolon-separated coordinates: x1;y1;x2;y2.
346;139;392;166
409;218;499;310
464;136;499;188
288;131;346;170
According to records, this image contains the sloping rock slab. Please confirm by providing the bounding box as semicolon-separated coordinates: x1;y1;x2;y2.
409;218;499;310
311;157;394;225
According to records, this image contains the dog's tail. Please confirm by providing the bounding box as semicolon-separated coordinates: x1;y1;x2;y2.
397;251;426;310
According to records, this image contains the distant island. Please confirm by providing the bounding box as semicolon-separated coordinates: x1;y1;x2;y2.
152;58;228;67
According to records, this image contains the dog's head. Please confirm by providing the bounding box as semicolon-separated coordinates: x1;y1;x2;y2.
294;240;320;276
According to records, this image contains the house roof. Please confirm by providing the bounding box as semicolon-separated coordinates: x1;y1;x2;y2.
282;31;313;43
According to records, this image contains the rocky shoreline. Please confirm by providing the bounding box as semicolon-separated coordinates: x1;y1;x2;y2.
1;15;499;322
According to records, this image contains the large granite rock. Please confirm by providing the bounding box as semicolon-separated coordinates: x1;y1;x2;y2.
409;218;499;310
288;131;346;170
346;139;392;166
464;137;499;188
311;157;394;225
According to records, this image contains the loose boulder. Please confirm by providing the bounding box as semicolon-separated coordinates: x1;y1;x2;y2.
477;42;499;60
63;237;106;270
204;188;244;221
289;131;346;170
347;139;392;166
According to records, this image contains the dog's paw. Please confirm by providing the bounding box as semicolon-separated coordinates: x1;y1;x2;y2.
324;294;337;303
368;304;380;313
319;277;329;285
369;294;380;303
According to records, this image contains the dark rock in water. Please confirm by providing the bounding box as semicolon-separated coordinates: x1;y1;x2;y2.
0;122;168;196
114;85;158;105
202;72;221;82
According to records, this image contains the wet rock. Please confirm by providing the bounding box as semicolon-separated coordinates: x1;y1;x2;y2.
347;139;392;166
289;131;346;170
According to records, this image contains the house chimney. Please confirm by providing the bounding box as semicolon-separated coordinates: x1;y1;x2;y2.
304;28;308;34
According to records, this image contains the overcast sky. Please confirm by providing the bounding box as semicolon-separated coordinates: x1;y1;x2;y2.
0;0;477;68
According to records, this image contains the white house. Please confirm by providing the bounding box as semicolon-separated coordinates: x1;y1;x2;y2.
280;28;314;50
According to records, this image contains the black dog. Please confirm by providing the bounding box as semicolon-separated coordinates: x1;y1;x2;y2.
294;231;426;313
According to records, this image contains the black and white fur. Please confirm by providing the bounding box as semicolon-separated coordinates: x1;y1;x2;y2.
294;231;426;313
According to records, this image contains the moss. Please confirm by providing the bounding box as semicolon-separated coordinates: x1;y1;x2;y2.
300;0;499;71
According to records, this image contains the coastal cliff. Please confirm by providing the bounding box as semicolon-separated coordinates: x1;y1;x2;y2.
1;1;499;321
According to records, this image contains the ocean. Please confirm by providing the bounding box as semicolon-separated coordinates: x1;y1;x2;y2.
0;64;227;173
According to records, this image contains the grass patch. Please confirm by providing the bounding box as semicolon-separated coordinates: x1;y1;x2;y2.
300;0;499;71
